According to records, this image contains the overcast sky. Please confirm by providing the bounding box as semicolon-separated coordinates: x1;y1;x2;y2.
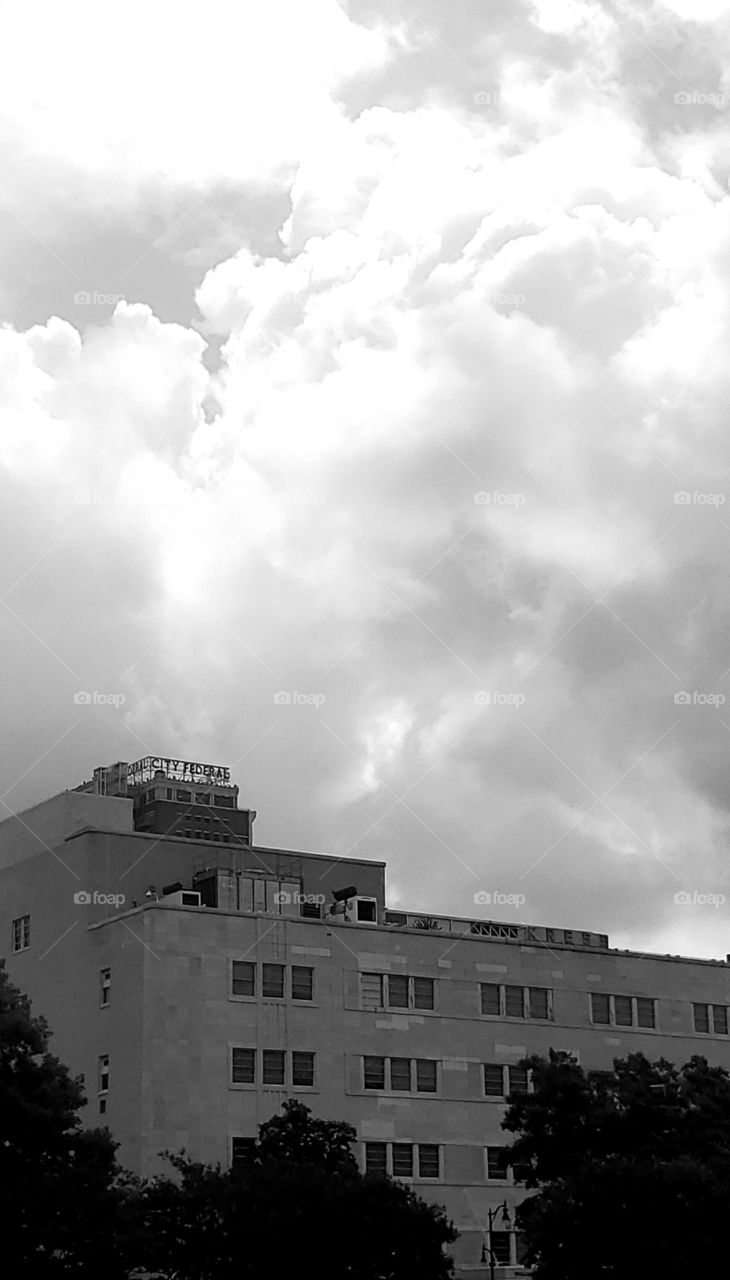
2;0;730;959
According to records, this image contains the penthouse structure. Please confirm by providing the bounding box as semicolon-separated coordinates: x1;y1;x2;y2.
3;755;730;1277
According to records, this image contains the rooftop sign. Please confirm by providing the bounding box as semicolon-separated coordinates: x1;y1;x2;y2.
127;757;231;786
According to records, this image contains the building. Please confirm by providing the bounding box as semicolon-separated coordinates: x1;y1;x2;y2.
3;756;730;1277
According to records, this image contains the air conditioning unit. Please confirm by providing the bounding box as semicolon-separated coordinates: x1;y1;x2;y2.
163;889;201;907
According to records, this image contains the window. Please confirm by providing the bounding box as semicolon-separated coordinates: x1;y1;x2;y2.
232;1048;256;1084
590;993;611;1024
262;964;285;998
487;1147;509;1180
591;993;657;1028
614;995;633;1027
512;1159;531;1184
528;987;550;1020
365;1143;387;1175
215;795;235;808
714;1005;729;1035
390;1058;412;1091
694;1003;728;1034
301;901;321;919
231;1137;256;1168
392;1143;413;1178
176;789;191;801
694;1003;710;1033
194;792;210;804
481;983;501;1016
361;973;384;1009
100;968;111;1007
232;961;255;997
364;1056;386;1089
99;1098;107;1115
508;1064;529;1094
11;915;30;953
417;1144;440;1178
490;1232;511;1265
388;974;409;1007
356;898;377;922
505;985;524;1018
413;977;435;1010
481;982;552;1020
291;966;314;1001
483;1064;505;1097
636;997;656;1029
416;1059;438;1093
292;1052;315;1087
262;1050;285;1085
98;1055;109;1093
516;1233;529;1265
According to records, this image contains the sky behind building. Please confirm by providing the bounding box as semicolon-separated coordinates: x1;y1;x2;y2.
2;0;730;958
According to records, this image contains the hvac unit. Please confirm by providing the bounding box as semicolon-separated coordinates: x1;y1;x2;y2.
163;889;202;907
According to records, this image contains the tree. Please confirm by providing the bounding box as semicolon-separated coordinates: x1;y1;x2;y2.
0;960;125;1276
129;1099;457;1279
502;1049;730;1278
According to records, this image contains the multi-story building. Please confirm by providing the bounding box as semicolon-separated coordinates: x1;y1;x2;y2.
3;755;730;1277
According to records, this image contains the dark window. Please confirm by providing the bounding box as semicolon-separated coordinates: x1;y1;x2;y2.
262;1050;285;1085
505;985;525;1018
487;1147;509;1180
100;968;111;1007
512;1160;531;1183
483;1064;504;1097
508;1064;529;1094
516;1233;529;1265
231;1137;256;1167
413;977;434;1009
390;1058;411;1091
480;983;501;1016
392;1143;413;1177
292;1052;315;1087
99;1097;106;1114
529;987;549;1019
365;1143;387;1175
490;1231;511;1265
694;1003;710;1033
364;1056;386;1089
614;995;633;1026
98;1055;109;1093
195;792;210;804
636;997;655;1029
232;961;255;997
591;993;611;1024
232;1048;255;1084
301;901;321;919
388;974;409;1007
11;915;30;953
262;964;285;998
714;1005;728;1035
215;795;235;808
416;1059;438;1093
417;1144;440;1178
176;789;191;801
166;788;172;799
356;899;377;922
291;966;314;1001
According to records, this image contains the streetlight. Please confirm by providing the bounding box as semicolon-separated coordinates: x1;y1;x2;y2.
480;1201;512;1279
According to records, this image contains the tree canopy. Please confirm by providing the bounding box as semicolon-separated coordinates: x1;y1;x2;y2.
503;1048;730;1279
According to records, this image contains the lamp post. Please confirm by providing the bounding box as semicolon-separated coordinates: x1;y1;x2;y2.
480;1201;512;1279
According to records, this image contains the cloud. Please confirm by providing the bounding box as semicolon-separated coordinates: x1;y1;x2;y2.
2;0;730;959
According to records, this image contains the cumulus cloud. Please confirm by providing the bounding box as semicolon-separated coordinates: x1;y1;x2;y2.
2;0;730;959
